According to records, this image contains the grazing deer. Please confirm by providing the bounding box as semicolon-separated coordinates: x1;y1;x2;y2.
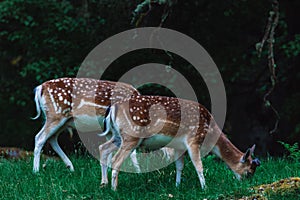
32;78;141;173
99;95;261;190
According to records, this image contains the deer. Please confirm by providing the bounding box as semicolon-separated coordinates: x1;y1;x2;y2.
99;95;261;191
32;77;143;174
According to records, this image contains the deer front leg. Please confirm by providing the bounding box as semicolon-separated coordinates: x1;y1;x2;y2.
175;151;185;187
130;150;141;173
187;143;206;189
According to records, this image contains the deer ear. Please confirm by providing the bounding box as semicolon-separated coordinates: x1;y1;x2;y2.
241;148;251;163
250;144;256;155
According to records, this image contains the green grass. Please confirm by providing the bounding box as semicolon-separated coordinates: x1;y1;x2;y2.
0;156;299;200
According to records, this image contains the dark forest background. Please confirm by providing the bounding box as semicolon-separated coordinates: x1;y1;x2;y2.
0;0;299;156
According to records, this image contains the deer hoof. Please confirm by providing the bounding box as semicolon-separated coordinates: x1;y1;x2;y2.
100;183;108;188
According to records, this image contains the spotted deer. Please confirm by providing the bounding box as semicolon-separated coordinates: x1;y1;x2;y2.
99;95;261;190
32;78;142;173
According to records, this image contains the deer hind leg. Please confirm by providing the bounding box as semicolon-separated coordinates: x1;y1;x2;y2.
110;139;140;191
99;138;119;186
175;150;185;187
33;118;68;173
186;142;206;189
49;133;74;171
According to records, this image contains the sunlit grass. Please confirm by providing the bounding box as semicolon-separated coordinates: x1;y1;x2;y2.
0;156;299;199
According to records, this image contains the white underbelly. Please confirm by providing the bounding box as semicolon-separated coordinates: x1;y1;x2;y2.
140;134;186;150
71;115;105;132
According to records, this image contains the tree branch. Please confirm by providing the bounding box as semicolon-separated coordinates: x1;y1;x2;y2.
131;0;176;27
256;0;280;134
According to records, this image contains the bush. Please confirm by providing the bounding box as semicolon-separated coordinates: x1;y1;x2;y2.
278;141;300;162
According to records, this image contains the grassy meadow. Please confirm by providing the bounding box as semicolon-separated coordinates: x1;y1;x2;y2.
0;155;299;200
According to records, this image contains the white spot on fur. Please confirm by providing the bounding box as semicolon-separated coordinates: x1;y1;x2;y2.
76;99;107;109
48;88;58;112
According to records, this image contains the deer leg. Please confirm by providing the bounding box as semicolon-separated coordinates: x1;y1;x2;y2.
99;138;119;186
106;150;141;175
107;152;113;168
162;147;174;160
130;150;141;173
33;118;67;173
111;140;139;191
186;143;206;189
175;151;185;187
33;126;46;173
49;134;74;171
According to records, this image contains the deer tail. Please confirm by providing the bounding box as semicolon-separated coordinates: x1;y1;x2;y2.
32;85;43;120
98;105;113;137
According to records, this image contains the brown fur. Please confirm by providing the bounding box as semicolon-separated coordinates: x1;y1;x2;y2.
33;78;139;172
102;95;259;190
114;95;211;138
41;78;139;118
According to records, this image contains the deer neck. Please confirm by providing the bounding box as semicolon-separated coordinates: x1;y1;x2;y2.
212;133;244;176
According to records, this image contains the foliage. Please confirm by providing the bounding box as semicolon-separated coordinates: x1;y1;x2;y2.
278;141;300;162
0;156;299;199
0;0;110;83
281;34;300;58
0;0;138;148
